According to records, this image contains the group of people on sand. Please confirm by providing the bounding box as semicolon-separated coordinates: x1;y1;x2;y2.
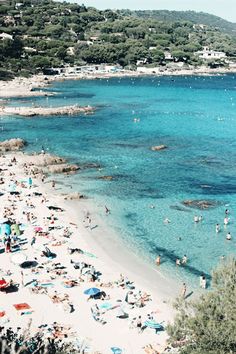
1;152;165;353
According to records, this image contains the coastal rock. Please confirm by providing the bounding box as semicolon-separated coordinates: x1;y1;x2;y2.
2;105;94;117
182;199;221;210
150;145;167;151
63;192;86;200
46;164;79;174
98;175;113;181
0;138;26;152
21;153;66;167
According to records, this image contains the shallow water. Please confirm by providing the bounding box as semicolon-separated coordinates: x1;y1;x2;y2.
2;75;236;286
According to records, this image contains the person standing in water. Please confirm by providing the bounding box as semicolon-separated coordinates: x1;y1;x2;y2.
216;224;220;233
155;255;161;266
181;283;187;298
105;206;110;215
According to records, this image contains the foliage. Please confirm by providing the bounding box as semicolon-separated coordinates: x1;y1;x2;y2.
0;0;236;76
167;258;236;354
0;326;78;354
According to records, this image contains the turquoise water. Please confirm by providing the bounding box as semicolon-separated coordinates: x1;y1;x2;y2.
2;75;236;285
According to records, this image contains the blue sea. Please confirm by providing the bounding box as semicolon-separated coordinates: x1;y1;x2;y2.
2;75;236;286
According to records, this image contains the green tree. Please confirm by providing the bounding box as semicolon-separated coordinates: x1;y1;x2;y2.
167;258;236;354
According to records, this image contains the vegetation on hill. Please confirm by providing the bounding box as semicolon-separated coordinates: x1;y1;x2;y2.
167;258;236;354
120;10;236;36
0;0;236;79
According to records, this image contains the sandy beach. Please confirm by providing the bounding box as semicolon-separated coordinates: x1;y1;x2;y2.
0;148;179;354
1;65;236;100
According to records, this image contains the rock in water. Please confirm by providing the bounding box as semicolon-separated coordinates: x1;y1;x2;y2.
63;192;86;200
151;145;167;151
182;199;222;210
0;138;26;152
98;176;113;181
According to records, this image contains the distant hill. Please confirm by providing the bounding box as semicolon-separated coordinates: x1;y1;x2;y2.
119;10;236;36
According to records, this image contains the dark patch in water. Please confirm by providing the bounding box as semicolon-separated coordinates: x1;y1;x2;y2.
125;212;138;220
170;205;192;212
182;199;222;210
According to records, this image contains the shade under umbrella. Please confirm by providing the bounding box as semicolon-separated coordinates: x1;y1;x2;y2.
84;287;100;296
11;253;27;265
20;261;38;269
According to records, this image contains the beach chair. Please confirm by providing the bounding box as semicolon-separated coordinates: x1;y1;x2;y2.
92;312;106;325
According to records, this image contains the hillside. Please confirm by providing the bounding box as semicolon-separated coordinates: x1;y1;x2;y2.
121;10;236;36
0;0;236;79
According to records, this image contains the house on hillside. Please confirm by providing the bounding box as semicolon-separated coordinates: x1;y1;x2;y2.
164;52;173;61
0;32;13;40
195;46;226;60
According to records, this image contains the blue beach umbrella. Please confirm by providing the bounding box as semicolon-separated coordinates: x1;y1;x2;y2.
144;320;164;331
83;287;100;296
111;347;122;354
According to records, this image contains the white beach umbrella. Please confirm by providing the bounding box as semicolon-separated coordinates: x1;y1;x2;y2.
11;253;27;264
0;218;9;224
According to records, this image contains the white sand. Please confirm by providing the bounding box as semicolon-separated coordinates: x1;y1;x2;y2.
0;151;178;354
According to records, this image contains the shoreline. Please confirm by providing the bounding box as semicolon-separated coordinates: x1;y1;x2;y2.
1;66;236;99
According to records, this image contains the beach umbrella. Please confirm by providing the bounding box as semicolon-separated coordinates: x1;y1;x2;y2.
111;348;122;354
34;226;43;232
83;287;100;296
11;253;27;265
0;218;8;224
0;279;8;289
144;320;164;331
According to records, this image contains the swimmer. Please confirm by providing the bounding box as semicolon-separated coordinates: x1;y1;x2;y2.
182;255;188;265
194;215;199;223
177;237;182;241
176;258;181;266
163;218;171;224
226;232;231;240
215;224;220;233
224;217;230;226
225;209;229;215
149;204;155;209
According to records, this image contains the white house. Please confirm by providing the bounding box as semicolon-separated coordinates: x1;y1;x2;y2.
0;32;13;40
195;46;226;60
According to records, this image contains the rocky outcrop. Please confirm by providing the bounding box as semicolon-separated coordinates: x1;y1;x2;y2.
2;105;94;117
182;200;221;210
63;192;86;200
151;145;167;151
0;138;26;152
22;153;66;167
20;153;78;175
46;163;79;174
98;175;113;181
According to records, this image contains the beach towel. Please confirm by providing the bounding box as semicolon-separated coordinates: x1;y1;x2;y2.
13;303;33;315
0;311;6;318
14;303;31;311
